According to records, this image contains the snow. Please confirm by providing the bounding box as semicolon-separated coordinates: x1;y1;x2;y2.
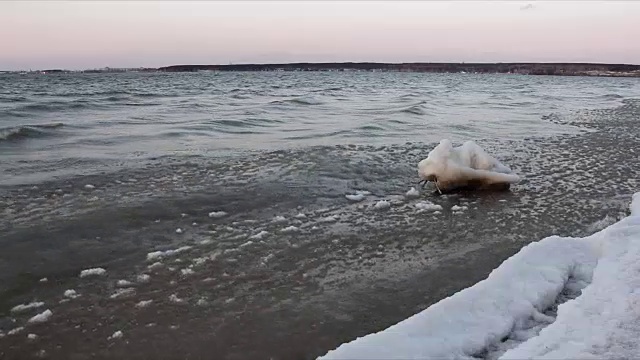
417;139;520;193
405;187;420;198
146;246;192;261
373;200;391;210
208;211;227;218
28;309;53;324
414;201;443;211
320;192;640;360
11;301;44;313
64;289;79;298
79;267;106;277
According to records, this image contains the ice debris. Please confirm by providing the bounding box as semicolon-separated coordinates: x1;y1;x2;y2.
28;309;52;324
79;267;106;277
11;301;45;313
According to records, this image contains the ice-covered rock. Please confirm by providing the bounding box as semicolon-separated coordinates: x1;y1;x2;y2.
417;139;520;193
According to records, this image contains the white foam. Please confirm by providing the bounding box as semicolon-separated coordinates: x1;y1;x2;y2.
208;211;228;218
320;192;640;360
28;309;53;324
79;267;106;277
417;139;520;192
11;301;44;313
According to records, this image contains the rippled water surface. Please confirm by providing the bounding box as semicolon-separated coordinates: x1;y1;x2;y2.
2;72;640;185
1;72;640;360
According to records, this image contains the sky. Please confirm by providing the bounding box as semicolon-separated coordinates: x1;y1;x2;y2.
1;1;639;70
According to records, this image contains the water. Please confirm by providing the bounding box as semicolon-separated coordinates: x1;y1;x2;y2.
1;72;640;359
2;72;639;185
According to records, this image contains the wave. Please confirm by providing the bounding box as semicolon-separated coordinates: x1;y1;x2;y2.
0;123;64;142
269;97;323;106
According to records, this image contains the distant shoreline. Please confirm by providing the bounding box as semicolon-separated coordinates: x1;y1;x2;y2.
3;62;640;77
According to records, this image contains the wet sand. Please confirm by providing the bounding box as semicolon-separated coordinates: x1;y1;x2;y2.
1;100;639;359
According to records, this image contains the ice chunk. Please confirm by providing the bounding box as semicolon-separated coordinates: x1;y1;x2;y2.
135;300;153;308
294;213;307;219
109;330;123;340
208;211;227;218
196;298;208;306
373;200;391;210
116;279;133;287
84;184;95;190
417;139;520;193
414;201;443;211
79;267;106;277
345;191;370;202
27;333;38;340
39;278;48;283
109;288;135;299
180;268;195;276
272;215;287;223
137;274;151;283
405;187;420;198
28;309;53;324
169;294;185;304
146;246;192;261
64;289;79;299
249;230;269;240
281;225;300;233
8;327;24;336
451;205;467;211
175;228;183;234
11;301;44;313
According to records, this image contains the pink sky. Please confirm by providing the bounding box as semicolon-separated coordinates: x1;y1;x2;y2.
1;1;639;70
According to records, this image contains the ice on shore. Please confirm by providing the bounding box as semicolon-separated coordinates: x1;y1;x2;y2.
11;301;44;313
320;192;640;360
417;139;520;193
28;309;52;324
79;267;106;277
208;211;228;218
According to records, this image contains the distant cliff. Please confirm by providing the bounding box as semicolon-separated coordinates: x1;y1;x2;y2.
157;62;640;77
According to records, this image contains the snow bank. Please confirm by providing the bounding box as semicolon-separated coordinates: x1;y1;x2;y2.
417;139;520;193
320;192;640;360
